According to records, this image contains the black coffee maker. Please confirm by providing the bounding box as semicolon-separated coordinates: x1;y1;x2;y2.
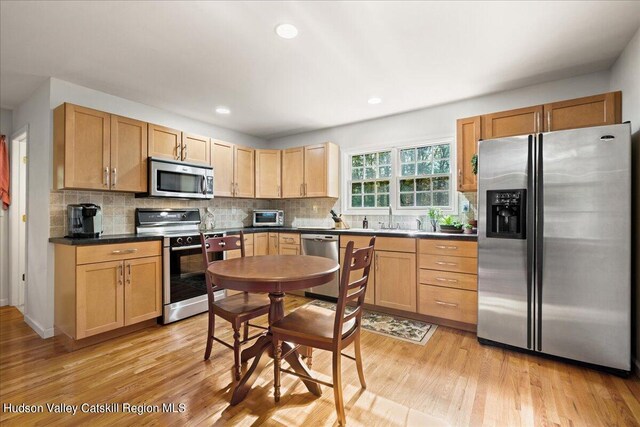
486;190;526;239
67;203;103;237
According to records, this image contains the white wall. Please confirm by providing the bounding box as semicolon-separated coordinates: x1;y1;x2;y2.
610;26;640;367
268;71;612;149
49;79;268;148
0;108;13;306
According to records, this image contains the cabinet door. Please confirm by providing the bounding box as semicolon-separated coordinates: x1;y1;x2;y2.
76;260;124;338
149;124;181;160
456;116;480;192
212;140;235;197
268;233;279;255
374;251;416;312
279;244;300;255
111;115;148;192
340;247;375;305
124;256;162;325
255;149;281;198
234;145;255;198
182;133;210;165
254;233;269;256
304;144;328;197
543;92;621;132
481;105;542;139
61;104;111;190
282;147;305;198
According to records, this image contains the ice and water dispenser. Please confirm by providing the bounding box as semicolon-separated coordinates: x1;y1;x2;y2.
486;189;526;239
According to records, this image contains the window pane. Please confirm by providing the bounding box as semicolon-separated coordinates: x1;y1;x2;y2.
379;151;391;165
416;192;431;207
433;191;449;206
417;162;431;175
400;179;414;192
379;165;391;178
417;146;431;162
365;167;377;179
376;180;390;193
432;176;449;190
352;155;364;167
377;194;389;207
400;148;415;163
401;164;415;176
365;153;377;166
351;195;362;207
433;144;450;160
433;160;450;174
416;178;431;191
363;182;375;194
352;167;363;180
364;195;375;207
351;182;362;194
400;193;414;207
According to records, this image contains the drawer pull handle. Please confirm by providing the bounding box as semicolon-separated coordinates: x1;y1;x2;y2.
435;245;458;250
435;300;458;308
284;238;295;243
435;277;458;283
111;249;138;255
435;261;457;266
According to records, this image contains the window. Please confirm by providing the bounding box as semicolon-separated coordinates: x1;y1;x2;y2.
345;139;454;212
398;143;451;208
349;150;391;208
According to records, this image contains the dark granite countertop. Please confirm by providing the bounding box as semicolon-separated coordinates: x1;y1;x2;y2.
50;226;476;245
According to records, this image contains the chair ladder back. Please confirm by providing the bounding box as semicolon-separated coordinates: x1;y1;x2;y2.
200;232;245;293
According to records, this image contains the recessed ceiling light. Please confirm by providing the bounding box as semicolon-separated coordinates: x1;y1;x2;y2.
368;97;382;105
275;23;298;39
215;106;231;115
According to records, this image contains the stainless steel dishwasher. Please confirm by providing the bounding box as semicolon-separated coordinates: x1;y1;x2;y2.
301;234;340;299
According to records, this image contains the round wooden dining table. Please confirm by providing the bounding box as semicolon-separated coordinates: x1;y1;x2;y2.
207;254;339;405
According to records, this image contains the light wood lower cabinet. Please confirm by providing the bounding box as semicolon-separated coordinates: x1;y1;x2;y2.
418;284;477;324
55;241;162;342
279;233;300;255
254;233;269;256
268;233;279;255
374;249;416;312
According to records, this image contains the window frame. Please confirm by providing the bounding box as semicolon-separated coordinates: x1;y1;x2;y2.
341;136;457;216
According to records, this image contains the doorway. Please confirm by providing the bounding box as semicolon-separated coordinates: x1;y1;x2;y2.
9;127;27;312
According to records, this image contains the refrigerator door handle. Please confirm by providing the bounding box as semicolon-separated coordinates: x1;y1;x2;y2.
535;133;544;352
526;135;535;350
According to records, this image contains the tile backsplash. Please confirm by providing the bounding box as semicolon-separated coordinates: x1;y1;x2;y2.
49;191;478;237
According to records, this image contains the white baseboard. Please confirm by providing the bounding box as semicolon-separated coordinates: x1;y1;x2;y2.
0;298;7;307
24;314;55;339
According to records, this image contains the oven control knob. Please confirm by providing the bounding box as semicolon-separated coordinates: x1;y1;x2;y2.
186;236;193;244
176;237;183;245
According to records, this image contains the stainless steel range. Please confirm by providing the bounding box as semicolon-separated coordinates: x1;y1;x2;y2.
136;208;225;324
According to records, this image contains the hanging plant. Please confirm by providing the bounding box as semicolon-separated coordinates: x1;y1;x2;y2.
471;154;478;175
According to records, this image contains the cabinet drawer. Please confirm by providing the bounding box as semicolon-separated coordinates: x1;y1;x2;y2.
279;233;300;245
340;235;376;248
419;269;477;291
77;241;162;265
418;284;477;324
419;239;477;258
419;254;477;274
376;237;415;253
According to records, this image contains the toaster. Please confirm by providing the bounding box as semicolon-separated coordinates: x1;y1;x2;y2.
67;203;103;238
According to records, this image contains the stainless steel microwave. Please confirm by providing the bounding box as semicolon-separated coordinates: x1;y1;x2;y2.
145;157;214;199
253;210;284;227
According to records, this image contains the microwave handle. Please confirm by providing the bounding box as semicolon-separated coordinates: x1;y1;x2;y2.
201;175;207;194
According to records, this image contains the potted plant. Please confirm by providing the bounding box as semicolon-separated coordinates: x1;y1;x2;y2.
439;215;463;233
463;223;474;234
427;208;441;232
471;154;478;175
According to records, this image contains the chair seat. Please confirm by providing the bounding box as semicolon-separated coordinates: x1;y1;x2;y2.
212;292;270;316
271;305;356;344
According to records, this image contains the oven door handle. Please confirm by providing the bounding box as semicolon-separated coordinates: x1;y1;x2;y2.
171;244;203;251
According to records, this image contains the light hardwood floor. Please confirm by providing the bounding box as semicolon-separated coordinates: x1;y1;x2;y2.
1;297;639;426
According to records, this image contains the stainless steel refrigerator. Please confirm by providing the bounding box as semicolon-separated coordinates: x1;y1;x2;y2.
477;123;631;374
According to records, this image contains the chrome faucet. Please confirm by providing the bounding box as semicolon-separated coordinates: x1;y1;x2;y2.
416;218;422;231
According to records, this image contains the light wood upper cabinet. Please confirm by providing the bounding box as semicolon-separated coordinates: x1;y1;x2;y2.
54;103;111;190
212;140;235;197
374;250;416;312
234;145;255;198
148;124;182;160
481;105;542;140
282;147;305;197
456;116;480;192
124;256;162;326
304;144;328;197
255;149;282;198
543;91;621;132
111;115;148;192
182;133;210;165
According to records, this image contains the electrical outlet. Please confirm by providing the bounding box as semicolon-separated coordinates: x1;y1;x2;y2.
312;205;318;213
462;201;470;213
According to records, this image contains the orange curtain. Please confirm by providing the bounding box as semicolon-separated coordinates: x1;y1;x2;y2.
0;135;10;210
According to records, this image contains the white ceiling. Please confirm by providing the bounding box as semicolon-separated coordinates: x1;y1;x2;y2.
1;1;639;139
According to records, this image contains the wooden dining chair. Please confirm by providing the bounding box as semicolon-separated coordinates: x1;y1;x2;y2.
200;232;270;380
271;237;375;426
